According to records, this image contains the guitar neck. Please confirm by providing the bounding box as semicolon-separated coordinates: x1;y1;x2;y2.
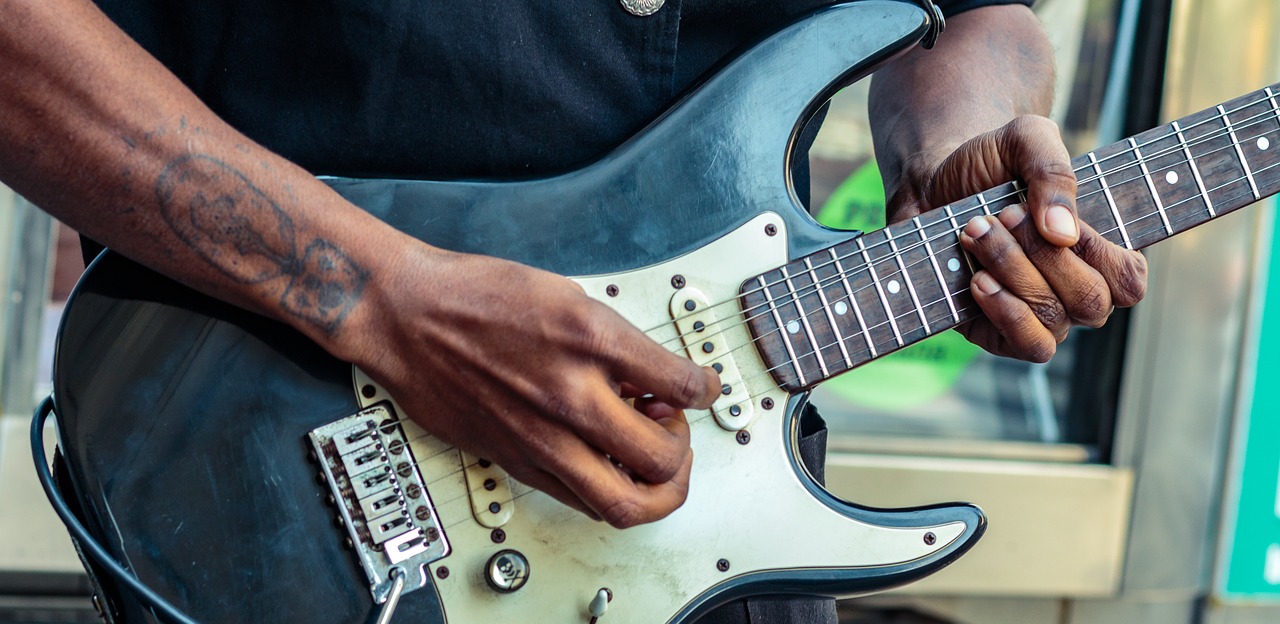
745;83;1280;393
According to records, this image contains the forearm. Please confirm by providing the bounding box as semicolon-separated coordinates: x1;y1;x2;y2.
869;4;1056;206
0;0;416;361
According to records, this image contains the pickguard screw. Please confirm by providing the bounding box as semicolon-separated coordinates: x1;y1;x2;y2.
721;384;732;396
765;224;778;236
388;439;405;455
491;528;507;543
716;559;730;572
484;478;497;491
415;506;432;522
761;397;775;410
426;527;440;541
478;458;492;468
489;502;502;514
712;363;724;373
343;537;354;550
436;567;450;580
606;284;619;297
924;532;937;546
671;274;686;288
736;430;751;445
361;384;377;399
406;483;422;499
397;462;413;478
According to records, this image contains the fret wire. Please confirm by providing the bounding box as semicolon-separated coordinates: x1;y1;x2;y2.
1011;179;1029;203
656;93;1280;354
830;248;876;358
1088;151;1133;249
723;157;1280;391
1171;120;1216;218
887;228;930;334
915;215;959;323
1220;105;1261;200
1128;137;1172;235
682;120;1280;393
806;257;852;368
1268;87;1280;125
756;275;806;387
977;193;993;215
856;236;904;347
664;95;1279;342
944;204;978;275
780;266;829;378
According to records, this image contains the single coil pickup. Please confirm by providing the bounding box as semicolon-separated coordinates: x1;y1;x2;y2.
669;286;755;430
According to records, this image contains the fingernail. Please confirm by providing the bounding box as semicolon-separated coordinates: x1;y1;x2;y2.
999;204;1027;228
964;216;991;239
974;271;1002;295
1046;204;1079;240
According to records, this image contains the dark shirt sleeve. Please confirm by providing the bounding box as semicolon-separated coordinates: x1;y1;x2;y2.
935;0;1034;18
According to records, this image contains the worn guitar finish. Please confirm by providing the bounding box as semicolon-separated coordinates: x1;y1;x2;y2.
53;3;983;623
52;0;1280;619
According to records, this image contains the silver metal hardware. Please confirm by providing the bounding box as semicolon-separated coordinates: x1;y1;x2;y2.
620;0;664;17
484;549;531;593
372;568;407;624
309;403;450;601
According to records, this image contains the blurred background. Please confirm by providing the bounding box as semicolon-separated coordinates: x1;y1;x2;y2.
2;0;1279;622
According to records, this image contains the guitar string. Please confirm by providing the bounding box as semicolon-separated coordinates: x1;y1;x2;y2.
640;94;1280;348
697;91;1280;328
646;99;1280;351
644;112;1280;361
391;162;1272;524
702;158;1279;398
346;104;1280;527
645;107;1280;356
382;118;1279;474
389;135;1280;501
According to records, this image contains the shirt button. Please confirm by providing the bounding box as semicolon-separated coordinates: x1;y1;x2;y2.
620;0;665;16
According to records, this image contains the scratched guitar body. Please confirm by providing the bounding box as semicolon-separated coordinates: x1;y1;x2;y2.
53;3;984;622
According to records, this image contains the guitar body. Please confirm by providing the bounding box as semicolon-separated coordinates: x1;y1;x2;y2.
52;3;986;622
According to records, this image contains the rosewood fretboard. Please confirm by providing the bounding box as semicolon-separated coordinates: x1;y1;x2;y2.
744;84;1280;393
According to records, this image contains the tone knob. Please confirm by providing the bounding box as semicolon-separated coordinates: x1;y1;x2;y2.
484;549;530;593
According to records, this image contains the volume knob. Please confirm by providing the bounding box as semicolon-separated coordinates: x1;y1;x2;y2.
484;549;530;593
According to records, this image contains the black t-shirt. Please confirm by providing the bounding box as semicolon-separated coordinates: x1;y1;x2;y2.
95;0;1030;179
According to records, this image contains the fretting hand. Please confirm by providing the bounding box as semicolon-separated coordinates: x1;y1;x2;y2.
886;115;1148;361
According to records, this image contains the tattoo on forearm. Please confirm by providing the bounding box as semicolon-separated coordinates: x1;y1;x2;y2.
156;155;368;334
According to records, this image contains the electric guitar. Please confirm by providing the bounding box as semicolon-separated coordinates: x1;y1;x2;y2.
46;1;1280;622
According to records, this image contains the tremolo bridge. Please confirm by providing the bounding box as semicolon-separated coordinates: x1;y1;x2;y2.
308;404;450;602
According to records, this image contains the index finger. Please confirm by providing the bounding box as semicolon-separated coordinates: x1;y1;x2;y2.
599;319;721;411
998;115;1080;247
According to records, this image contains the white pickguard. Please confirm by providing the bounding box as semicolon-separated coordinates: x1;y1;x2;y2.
353;214;965;623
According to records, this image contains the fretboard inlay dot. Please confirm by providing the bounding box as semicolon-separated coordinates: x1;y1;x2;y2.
834;301;849;316
947;258;961;272
1259;137;1271;151
887;279;901;294
1166;170;1179;185
786;320;800;335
